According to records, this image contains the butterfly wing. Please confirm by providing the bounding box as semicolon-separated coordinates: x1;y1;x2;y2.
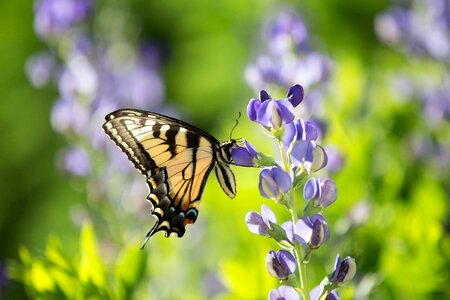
103;109;228;242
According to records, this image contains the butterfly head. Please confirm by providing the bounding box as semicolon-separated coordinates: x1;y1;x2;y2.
219;139;238;163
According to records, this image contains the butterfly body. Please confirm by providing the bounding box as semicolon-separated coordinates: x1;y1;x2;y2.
103;109;236;244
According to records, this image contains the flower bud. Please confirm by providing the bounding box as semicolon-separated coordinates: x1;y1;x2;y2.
266;250;296;280
331;254;356;284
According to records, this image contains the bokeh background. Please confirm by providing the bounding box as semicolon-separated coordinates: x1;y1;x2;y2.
1;0;449;299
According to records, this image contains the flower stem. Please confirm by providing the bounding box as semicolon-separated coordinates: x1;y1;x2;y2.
278;139;309;299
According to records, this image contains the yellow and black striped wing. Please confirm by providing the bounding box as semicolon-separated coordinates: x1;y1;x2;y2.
102;109;235;243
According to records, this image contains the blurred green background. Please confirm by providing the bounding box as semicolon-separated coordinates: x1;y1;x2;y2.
1;0;449;299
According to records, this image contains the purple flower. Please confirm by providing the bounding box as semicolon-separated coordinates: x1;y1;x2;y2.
269;285;299;300
324;146;344;173
291;141;327;174
232;139;259;166
247;85;304;130
310;285;339;300
282;119;318;149
295;214;330;249
268;12;309;56
330;254;356;284
375;0;450;60
25;52;56;88
60;147;91;176
246;12;332;92
257;99;294;130
303;178;337;209
266;250;296;280
34;0;93;39
51;97;90;134
245;204;277;236
259;167;292;200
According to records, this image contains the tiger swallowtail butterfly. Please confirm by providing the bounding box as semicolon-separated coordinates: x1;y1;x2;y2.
103;109;237;248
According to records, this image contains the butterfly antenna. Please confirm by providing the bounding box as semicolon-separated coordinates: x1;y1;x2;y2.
230;112;241;140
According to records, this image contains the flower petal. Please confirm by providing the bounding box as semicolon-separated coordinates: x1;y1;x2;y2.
245;211;269;235
286;84;304;107
256;100;271;127
271;167;292;193
232;147;255;166
291;140;314;167
246;98;261;122
260;89;271;101
303;177;319;202
276;100;295;124
261;204;277;229
294;217;312;245
319;179;337;208
311;145;328;172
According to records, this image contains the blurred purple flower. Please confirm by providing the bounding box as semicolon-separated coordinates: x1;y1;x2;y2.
246;12;332;92
295;214;330;249
34;0;93;39
303;178;337;209
245;204;277;236
269;285;299;300
268;12;309;56
25;52;56;88
232;139;259;167
324;146;344;173
259;167;292;200
330;254;356;284
266;250;296;280
0;261;8;296
310;285;339;300
375;0;450;60
51;97;90;134
421;78;450;127
61;147;91;176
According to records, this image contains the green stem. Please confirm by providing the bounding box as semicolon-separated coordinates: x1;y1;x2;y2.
277;139;309;300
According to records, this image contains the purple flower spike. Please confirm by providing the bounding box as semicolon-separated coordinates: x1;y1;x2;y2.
287;84;304;107
245;204;277;236
266;250;296;280
331;255;356;285
303;178;337;209
34;0;93;39
259;167;292;200
269;285;300;300
295;214;330;249
232;139;259;167
257;99;295;129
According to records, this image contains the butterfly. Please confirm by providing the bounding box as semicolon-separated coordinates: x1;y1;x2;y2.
103;108;238;247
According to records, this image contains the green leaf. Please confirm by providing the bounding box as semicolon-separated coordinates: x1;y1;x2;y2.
114;244;147;298
30;261;55;292
46;235;71;272
78;222;107;289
